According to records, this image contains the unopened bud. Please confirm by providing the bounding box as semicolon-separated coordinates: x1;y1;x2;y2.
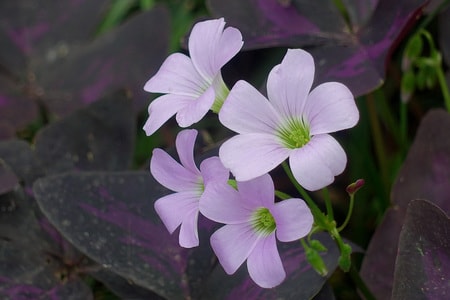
338;243;352;272
305;247;328;276
346;179;364;196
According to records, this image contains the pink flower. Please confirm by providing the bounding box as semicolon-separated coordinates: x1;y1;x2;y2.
219;49;359;191
143;18;243;136
199;174;313;288
150;129;229;248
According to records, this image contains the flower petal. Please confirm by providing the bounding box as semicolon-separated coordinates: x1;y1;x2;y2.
143;94;191;136
200;156;229;186
175;129;200;174
176;84;215;127
189;18;242;81
150;148;200;192
215;26;243;71
144;53;206;96
219;80;281;134
305;82;359;135
237;174;275;209
288;143;334;191
267;49;314;118
179;209;200;248
288;134;346;191
272;198;313;242
154;191;199;235
247;234;285;288
200;181;250;224
210;223;260;275
219;133;290;181
310;134;347;175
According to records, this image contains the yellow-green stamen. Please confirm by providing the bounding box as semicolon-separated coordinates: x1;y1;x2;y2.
251;207;276;235
277;118;311;149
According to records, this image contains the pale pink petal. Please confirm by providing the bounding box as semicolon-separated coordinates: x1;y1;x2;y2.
236;174;275;209
271;198;313;242
150;149;200;192
267;49;314;118
200;181;251;224
310;134;347;175
144;53;207;96
210;223;260;275
247;234;285;288
176;84;215;127
215;26;243;71
154;191;199;234
199;156;229;186
143;94;191;136
219;133;290;181
288;138;338;191
179;209;199;248
189;18;242;81
305;82;359;135
219;80;281;134
175;129;200;174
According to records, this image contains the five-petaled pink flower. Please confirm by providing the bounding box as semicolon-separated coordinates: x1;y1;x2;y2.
143;18;243;136
151;129;229;248
200;174;313;288
219;49;359;191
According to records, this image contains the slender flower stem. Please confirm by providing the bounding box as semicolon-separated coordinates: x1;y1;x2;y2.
322;187;334;220
338;193;355;232
366;93;389;196
275;190;292;200
399;101;408;152
436;66;450;112
349;265;376;300
282;162;321;217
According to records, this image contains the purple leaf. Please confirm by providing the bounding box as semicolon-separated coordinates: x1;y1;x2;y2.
34;90;135;174
207;0;426;96
202;233;339;299
0;139;43;186
392;200;450;299
33;171;217;299
0;188;93;300
0;160;19;195
36;5;171;116
0;1;170;136
0;1;109;57
361;109;450;299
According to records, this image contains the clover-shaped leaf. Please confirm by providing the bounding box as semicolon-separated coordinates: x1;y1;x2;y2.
392;200;450;299
361;109;450;299
207;0;426;96
0;1;170;137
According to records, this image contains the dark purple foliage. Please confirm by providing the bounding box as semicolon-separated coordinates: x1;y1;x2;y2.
0;0;169;139
207;0;427;96
360;109;450;299
392;200;450;299
0;91;138;299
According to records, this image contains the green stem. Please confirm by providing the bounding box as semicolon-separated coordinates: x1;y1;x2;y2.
436;66;450;112
349;265;377;300
366;93;389;193
399;101;408;152
275;190;292;200
281;162;322;216
337;194;355;232
322;188;334;221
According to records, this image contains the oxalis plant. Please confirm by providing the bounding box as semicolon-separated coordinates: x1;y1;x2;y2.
1;0;450;299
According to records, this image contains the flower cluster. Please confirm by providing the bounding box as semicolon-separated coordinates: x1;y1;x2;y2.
144;18;359;288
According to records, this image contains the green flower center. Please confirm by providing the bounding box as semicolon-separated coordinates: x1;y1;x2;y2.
211;75;230;113
277;118;311;149
251;207;276;235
